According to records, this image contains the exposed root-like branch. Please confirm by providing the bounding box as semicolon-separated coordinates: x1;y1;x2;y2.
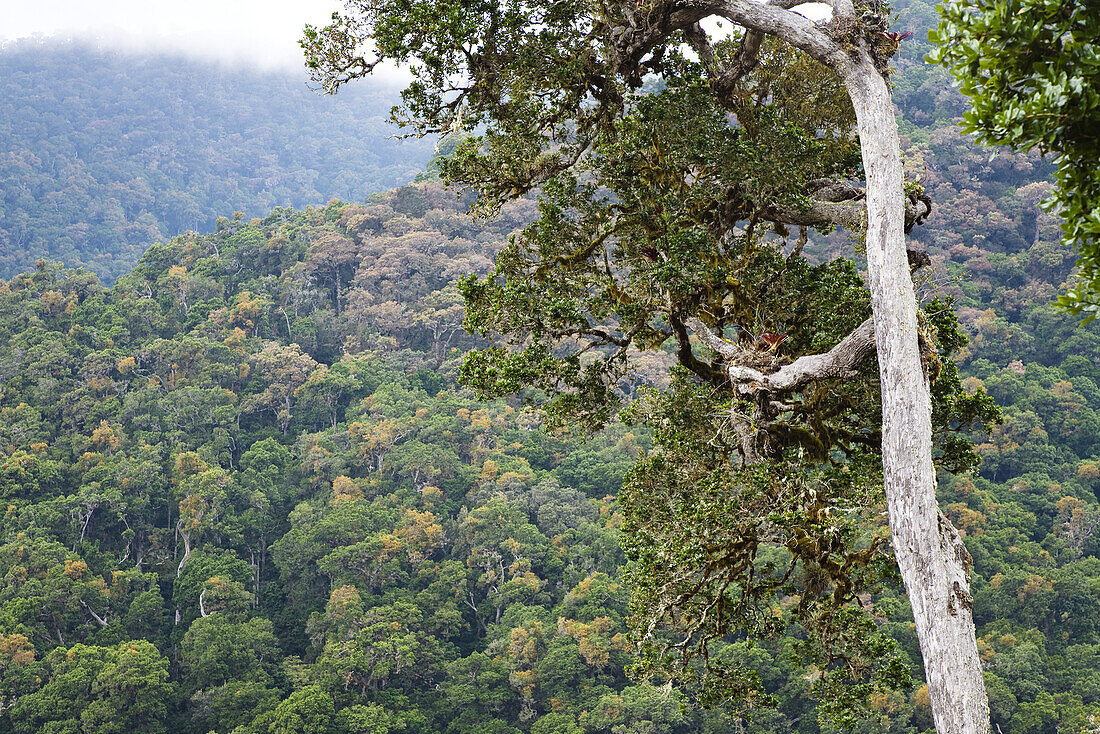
769;198;866;231
757;176;932;235
806;178;864;202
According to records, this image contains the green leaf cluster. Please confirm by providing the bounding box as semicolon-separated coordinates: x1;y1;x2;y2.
929;0;1100;319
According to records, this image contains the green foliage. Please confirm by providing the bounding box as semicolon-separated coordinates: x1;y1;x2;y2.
3;8;1100;729
620;373;910;723
929;1;1100;319
450;35;863;433
0;190;651;733
260;685;339;734
6;641;171;734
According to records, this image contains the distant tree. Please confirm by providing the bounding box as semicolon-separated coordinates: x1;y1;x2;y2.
306;231;359;315
180;616;283;730
6;641;171;734
453;500;557;635
257;685;340;734
0;537;115;648
243;342;321;434
442;651;515;721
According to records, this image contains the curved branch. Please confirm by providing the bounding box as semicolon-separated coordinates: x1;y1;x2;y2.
763;178;931;233
805;178;864;202
705;0;852;70
671;312;726;385
783;178;867;230
685;317;741;359
685;316;877;393
905;189;933;233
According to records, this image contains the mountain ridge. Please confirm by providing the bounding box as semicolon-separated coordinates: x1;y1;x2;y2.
0;38;434;282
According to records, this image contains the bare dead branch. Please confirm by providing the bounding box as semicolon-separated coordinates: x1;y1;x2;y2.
80;599;109;628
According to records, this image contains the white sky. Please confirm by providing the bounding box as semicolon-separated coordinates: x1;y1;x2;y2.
0;1;346;70
0;1;832;74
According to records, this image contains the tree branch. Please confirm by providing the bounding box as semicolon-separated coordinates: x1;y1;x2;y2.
80;599;110;628
685;316;878;393
763;178;931;233
704;0;852;70
685;317;741;359
905;188;933;233
685;24;765;97
671;312;726;385
768;199;866;231
820;0;856;17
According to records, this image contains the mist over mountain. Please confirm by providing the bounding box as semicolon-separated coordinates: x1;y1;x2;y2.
0;39;433;281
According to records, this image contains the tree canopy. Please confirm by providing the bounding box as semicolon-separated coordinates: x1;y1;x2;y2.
302;0;997;729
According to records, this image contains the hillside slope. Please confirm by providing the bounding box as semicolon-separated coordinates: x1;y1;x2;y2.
0;40;433;281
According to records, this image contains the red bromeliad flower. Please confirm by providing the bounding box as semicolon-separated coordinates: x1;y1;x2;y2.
760;333;787;350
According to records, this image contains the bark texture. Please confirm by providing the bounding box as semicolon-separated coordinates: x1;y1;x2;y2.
842;58;989;733
682;3;991;731
686;315;877;391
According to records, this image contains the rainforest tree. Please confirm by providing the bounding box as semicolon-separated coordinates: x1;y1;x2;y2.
303;1;994;730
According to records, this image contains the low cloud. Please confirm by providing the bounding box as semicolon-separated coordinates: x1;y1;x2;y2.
1;0;403;81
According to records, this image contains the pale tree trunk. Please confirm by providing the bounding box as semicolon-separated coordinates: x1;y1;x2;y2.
843;55;990;734
701;2;990;730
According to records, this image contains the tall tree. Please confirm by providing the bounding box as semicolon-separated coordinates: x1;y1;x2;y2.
302;1;990;730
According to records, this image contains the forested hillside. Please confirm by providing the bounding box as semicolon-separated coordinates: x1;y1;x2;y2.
0;179;1097;733
0;189;658;734
2;4;1100;734
0;40;433;282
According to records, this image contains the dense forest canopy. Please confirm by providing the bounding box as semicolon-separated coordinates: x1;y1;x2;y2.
0;3;1100;732
294;0;1059;729
930;0;1100;321
0;180;1098;734
0;39;433;282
